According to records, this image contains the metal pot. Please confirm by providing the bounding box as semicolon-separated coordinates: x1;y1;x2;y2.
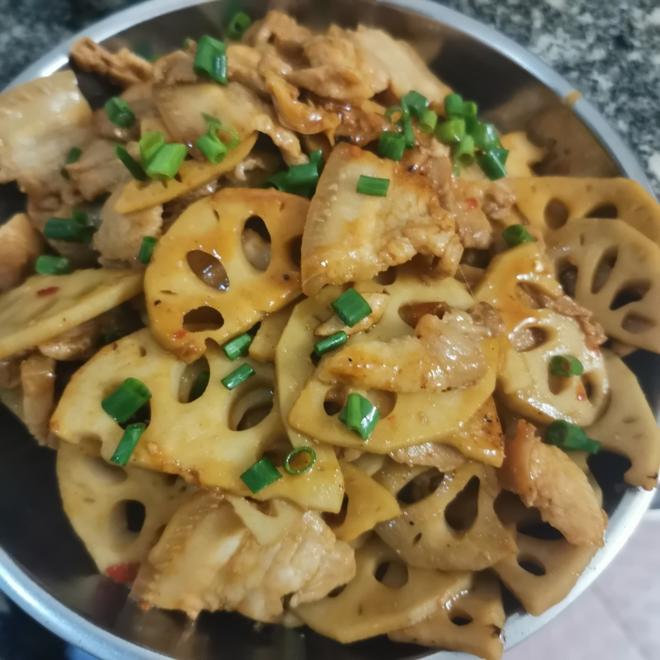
0;1;657;658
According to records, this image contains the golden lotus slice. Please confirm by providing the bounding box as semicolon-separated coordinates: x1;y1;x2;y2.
587;351;660;489
0;269;142;360
51;329;342;511
248;304;295;363
145;188;307;362
389;573;505;660
293;537;470;643
114;135;257;214
330;462;400;542
500;132;545;178
507;176;660;244
375;462;515;571
547;219;660;353
57;442;190;577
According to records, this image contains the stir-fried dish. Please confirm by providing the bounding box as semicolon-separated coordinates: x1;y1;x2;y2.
1;9;659;660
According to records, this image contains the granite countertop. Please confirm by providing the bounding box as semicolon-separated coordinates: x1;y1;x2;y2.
0;0;658;194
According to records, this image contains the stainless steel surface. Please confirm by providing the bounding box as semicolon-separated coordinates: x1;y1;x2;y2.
0;1;657;659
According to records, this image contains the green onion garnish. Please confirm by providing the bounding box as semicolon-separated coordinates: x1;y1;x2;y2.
356;175;390;197
102;378;152;424
453;134;475;166
419;108;438;133
223;334;253;360
401;90;429;119
462;100;478;118
226;10;252;40
435;118;466;145
549;355;584;377
444;93;465;117
546;420;601;454
65;146;82;164
221;363;255;389
472;122;501;151
331;288;372;327
401;112;415;148
139;131;165;165
35;255;71;275
194;35;228;85
378;131;406;161
313;331;348;358
43;217;94;243
110;423;146;466
241;457;282;493
477;148;508;180
104;97;136;128
115;145;148;181
283;446;317;475
339;393;380;441
196;132;228;163
138;236;157;264
145;143;187;180
267;150;323;197
502;224;536;247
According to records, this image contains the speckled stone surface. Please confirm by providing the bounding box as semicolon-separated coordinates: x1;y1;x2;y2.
0;0;658;193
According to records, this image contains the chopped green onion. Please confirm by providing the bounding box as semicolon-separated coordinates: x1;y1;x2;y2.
331;288;372;327
194;35;228;85
283;446;317;475
203;113;240;148
286;162;319;187
71;209;88;225
115;145;148;181
401;90;429;118
65;146;82;164
145;143;187;180
139;131;165;165
226;10;252;40
444;93;465;117
435;118;466;145
401;112;415;148
419;109;438;133
477;148;508;180
313;331;348;358
138;236;157;264
546;420;601;454
102;378;152;424
221;363;255;389
339;393;380;441
43;217;93;243
378;131;406;161
462;100;478;118
110;423;146;466
241;457;282;493
189;369;210;401
35;255;71;275
356;174;390;197
549;355;584;377
267;150;323;197
471;122;500;150
223;333;253;360
453;134;475;166
104;97;136;128
195;132;228;163
385;105;404;122
502;224;536;247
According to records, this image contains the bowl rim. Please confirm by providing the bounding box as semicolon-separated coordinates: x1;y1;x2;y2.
0;1;655;658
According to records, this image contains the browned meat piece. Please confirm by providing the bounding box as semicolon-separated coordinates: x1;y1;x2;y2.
227;44;268;94
390;442;466;471
20;353;56;445
322;99;386;147
499;420;607;547
0;213;43;292
38;319;102;362
152;50;197;85
455;208;494;249
70;37;152;86
468;302;504;337
244;10;312;51
544;294;608;349
482;182;516;221
319;311;487;393
401;138;453;192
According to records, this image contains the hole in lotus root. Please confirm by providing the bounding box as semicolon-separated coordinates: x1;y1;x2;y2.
580;373;598;403
229;386;274;431
622;313;655;334
510;325;550;352
86;454;128;485
444;476;479;533
242;216;272;271
591;246;618;294
327;585;346;598
323;384;348;416
585;202;618;219
376;266;397;285
178;356;210;403
373;560;409;589
412;532;423;545
288;235;302;269
396;469;444;505
365;390;397;418
517;521;563;541
186;250;230;291
112;499;146;536
544;199;569;229
548;370;570;396
461;248;491;268
323;494;349;528
517;555;546;576
609;280;651;311
556;258;578;297
399;302;448;327
450;612;474;626
182;306;224;331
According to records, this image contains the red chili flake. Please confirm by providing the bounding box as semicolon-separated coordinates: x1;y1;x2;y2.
105;562;139;584
465;197;479;210
36;286;60;297
172;329;188;340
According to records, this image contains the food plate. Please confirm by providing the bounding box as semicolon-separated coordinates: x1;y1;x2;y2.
0;1;657;659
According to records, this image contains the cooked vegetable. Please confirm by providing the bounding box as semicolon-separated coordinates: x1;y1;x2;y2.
221;363;256;389
223;333;253;360
240;457;282;492
110;422;147;465
194;35;228;85
313;331;348;358
104;97;136;128
283;446;317;475
331;288;373;327
102;377;152;424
